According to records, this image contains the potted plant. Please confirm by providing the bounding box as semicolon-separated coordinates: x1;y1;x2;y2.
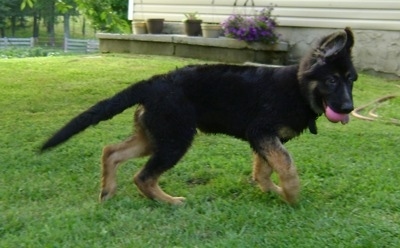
146;18;165;34
201;23;221;38
131;0;147;34
201;0;221;38
183;12;202;36
221;7;279;44
132;20;147;34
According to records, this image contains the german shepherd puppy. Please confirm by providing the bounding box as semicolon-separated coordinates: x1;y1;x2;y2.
41;28;357;205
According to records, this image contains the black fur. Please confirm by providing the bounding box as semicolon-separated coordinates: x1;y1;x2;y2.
42;64;318;150
41;28;357;204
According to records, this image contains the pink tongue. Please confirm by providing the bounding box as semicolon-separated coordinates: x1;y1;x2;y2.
325;106;349;124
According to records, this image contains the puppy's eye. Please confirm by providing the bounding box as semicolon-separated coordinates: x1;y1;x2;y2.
346;71;358;82
327;78;337;85
348;74;357;82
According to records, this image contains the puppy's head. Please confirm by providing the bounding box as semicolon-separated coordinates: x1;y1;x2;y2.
298;27;358;124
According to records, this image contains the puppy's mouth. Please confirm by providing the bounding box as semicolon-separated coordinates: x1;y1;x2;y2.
323;102;350;125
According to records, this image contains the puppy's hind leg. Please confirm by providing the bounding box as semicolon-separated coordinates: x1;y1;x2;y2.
100;123;152;202
133;137;194;205
132;94;196;204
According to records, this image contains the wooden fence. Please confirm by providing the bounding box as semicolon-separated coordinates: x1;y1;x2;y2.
64;38;99;53
0;37;34;48
0;37;99;53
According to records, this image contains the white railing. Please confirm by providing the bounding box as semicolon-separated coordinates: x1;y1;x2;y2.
0;37;34;48
64;38;99;53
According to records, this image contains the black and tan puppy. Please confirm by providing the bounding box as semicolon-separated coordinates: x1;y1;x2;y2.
41;28;357;205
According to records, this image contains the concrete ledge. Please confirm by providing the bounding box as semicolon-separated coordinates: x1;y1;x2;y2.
97;33;289;64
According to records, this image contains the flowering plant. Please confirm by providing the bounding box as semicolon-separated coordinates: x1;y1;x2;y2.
221;7;279;44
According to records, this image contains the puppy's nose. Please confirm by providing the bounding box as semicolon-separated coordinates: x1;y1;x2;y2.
340;102;354;113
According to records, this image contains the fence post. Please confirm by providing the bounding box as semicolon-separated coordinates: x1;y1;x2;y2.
64;37;68;52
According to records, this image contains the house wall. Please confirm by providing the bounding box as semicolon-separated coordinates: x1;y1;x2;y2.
129;0;400;76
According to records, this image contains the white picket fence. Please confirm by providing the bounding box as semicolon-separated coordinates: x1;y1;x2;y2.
0;37;34;48
64;38;99;53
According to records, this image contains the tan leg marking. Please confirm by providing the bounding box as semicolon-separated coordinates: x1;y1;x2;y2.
100;107;152;202
252;153;283;195
267;150;300;204
133;172;185;205
257;138;300;204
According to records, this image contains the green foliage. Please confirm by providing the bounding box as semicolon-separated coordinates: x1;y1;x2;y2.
20;0;130;33
0;47;63;58
0;2;9;28
184;12;200;20
55;0;74;14
0;55;399;247
75;0;130;32
20;0;35;9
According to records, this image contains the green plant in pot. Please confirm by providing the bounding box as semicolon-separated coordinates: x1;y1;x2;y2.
183;12;202;36
201;23;221;38
201;0;221;38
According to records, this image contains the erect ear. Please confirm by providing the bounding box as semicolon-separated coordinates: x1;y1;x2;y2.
344;27;354;50
315;29;348;60
299;28;355;76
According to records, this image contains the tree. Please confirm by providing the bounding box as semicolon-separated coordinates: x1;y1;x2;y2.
0;1;10;37
74;0;130;33
21;0;130;33
44;0;56;46
6;0;25;37
24;0;57;45
56;0;77;38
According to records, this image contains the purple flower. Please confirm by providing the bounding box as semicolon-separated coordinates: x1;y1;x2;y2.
221;7;279;44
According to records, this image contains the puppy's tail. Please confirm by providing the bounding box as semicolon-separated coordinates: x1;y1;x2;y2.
41;82;149;152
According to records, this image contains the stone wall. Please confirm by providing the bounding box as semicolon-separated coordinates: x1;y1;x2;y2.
98;22;400;77
97;33;289;65
277;27;400;77
166;23;400;77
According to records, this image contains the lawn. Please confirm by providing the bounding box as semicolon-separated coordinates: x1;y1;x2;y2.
1;54;399;247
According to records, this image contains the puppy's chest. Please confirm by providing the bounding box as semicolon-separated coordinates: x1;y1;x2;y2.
277;126;300;141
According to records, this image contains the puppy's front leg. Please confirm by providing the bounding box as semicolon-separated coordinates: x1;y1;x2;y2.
252;137;300;204
252;153;283;195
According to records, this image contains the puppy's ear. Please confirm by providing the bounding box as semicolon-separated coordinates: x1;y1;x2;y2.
298;28;354;77
315;30;347;60
344;27;355;51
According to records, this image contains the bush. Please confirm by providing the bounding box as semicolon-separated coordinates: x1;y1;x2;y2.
0;47;62;59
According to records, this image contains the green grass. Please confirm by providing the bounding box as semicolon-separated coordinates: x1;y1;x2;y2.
1;54;400;247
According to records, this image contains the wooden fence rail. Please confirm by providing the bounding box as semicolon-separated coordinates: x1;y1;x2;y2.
0;37;34;48
64;38;99;53
0;37;99;53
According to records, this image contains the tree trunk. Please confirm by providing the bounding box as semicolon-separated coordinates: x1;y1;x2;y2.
32;12;40;38
63;13;70;38
47;2;55;46
82;16;86;37
10;16;16;37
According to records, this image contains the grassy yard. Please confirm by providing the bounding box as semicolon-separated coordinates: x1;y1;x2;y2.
1;54;399;247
